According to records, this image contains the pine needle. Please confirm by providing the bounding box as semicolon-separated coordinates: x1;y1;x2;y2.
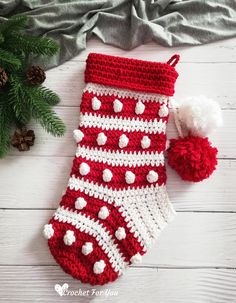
0;48;21;71
0;15;28;34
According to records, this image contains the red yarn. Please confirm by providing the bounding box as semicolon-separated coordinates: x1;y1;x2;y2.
168;136;218;182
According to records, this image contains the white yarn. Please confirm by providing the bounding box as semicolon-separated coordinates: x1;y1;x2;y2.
113;99;123;113
119;134;129;148
141;136;151;149
158;104;169;117
43;224;54;239
135;100;145;115
147;170;159;183
130;253;142;264
75;197;87;210
97;132;107;146
98;206;110;219
73;129;84;143
102;169;113;182
63;230;76;246
115;227;126;240
125;171;135;184
79;162;90;176
93;260;106;274
82;242;93;255
178;96;223;137
91;97;101;111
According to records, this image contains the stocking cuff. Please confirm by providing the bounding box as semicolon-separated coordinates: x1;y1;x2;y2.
85;53;179;96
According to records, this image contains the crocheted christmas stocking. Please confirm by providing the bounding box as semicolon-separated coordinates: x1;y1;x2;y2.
43;53;179;285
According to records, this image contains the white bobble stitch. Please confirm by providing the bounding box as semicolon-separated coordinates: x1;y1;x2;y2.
96;132;107;146
82;242;93;255
159;104;169;117
119;134;129;148
91;97;101;111
113;99;123;113
75;197;87;210
73;129;84;143
147;170;159;183
93;260;106;274
130;253;142;264
43;224;54;239
102;169;113;182
135;100;145;115
79;162;90;176
115;227;126;240
63;230;76;246
98;206;110;220
125;171;135;184
141;136;151;149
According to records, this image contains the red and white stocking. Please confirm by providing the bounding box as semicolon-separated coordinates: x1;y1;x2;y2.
43;53;179;285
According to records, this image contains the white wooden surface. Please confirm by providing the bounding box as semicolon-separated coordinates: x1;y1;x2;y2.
0;37;236;302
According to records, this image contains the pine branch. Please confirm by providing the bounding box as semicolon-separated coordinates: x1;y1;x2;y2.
30;86;60;106
29;94;65;136
0;48;21;71
8;75;31;124
0;33;4;44
0;94;12;158
5;33;59;56
0;16;28;34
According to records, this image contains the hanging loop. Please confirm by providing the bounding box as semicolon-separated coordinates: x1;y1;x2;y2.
167;54;180;67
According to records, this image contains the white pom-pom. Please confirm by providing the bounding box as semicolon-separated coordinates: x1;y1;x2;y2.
119;134;129;148
98;206;110;220
43;224;54;239
93;260;106;274
75;197;87;210
125;171;135;184
159;105;169;117
82;242;93;255
178;96;223;137
147;170;158;183
73;129;84;143
63;230;76;246
141;136;151;149
102;169;113;182
135;100;145;115
115;227;126;240
91;97;101;111
97;132;107;146
79;162;90;176
130;253;142;264
113;99;123;113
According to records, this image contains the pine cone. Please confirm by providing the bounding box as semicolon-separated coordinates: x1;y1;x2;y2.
0;66;8;88
11;127;35;152
26;65;46;85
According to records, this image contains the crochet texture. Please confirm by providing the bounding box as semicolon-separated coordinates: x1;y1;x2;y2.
43;53;179;285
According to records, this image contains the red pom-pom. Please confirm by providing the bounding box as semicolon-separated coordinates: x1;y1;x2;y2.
168;136;218;182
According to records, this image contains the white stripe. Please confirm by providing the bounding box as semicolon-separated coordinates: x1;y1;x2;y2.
53;206;128;274
76;145;164;167
79;112;166;134
68;176;176;249
84;83;169;104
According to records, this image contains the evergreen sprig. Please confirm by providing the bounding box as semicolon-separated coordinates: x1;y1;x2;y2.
0;15;65;158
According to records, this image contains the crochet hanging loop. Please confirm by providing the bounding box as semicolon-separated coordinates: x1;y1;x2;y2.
167;54;180;67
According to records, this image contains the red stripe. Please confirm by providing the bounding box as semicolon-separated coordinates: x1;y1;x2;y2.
71;157;166;189
80;91;169;122
60;189;145;261
78;126;166;153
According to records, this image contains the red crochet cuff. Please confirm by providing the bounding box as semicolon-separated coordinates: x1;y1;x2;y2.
85;53;179;96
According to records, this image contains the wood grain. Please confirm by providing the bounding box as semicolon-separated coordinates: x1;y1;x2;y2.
1;210;236;267
0;266;235;303
0;157;235;211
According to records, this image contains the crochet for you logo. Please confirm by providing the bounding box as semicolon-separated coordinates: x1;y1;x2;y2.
54;283;118;297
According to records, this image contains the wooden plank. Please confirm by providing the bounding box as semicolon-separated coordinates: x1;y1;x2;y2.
45;61;236;109
0;266;236;303
1;210;236;267
0;157;235;211
7;109;236;158
78;37;236;63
